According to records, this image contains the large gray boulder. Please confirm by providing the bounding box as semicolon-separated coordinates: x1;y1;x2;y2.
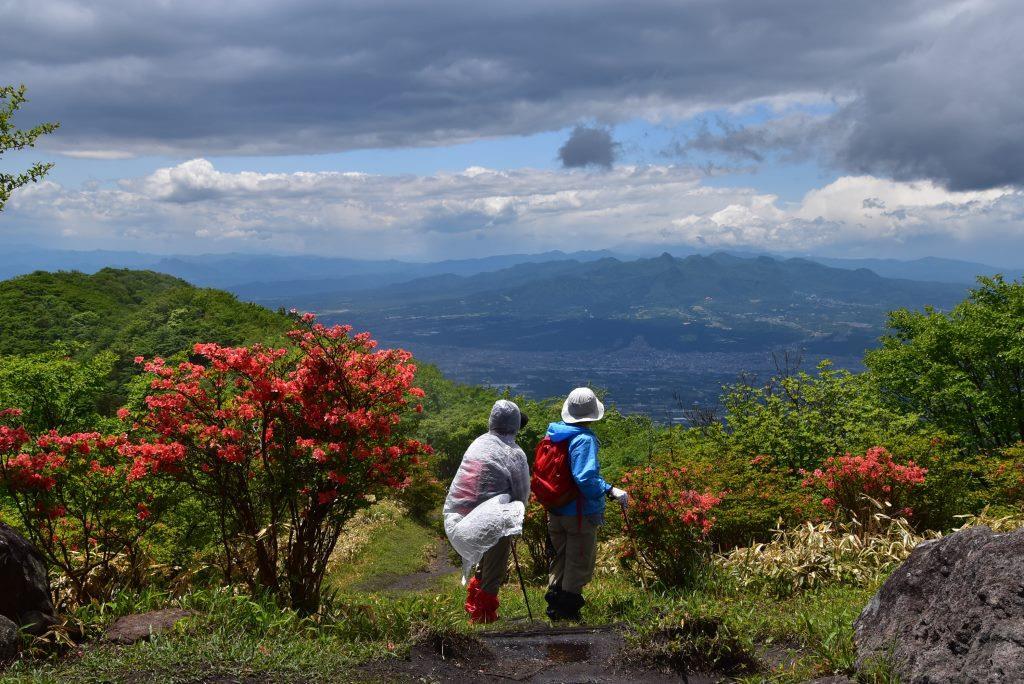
854;525;1024;683
0;523;56;634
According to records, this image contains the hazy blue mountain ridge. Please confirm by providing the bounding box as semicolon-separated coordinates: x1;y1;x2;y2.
809;255;1023;284
302;252;968;321
0;246;615;292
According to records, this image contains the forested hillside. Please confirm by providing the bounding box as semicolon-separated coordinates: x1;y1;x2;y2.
0;269;290;428
0;268;289;358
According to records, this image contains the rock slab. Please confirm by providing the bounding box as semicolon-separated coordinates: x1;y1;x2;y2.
0;523;56;634
104;608;193;645
854;525;1024;683
0;615;18;662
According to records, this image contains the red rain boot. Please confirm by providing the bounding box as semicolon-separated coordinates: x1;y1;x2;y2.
471;589;499;624
464;576;482;619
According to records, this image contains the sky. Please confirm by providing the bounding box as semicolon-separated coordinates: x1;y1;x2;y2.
2;0;1023;264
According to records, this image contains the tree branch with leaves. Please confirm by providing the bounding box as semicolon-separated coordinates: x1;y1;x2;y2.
1;84;60;211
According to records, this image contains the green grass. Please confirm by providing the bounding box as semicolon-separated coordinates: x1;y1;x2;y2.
445;560;874;681
2;587;468;683
328;517;437;592
2;537;878;683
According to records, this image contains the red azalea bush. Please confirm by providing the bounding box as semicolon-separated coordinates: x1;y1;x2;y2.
619;465;722;587
801;446;927;533
0;409;161;604
126;316;431;611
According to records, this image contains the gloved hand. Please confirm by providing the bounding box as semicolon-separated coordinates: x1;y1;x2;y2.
609;487;629;510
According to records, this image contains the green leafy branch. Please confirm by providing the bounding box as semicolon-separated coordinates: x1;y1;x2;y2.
1;84;60;210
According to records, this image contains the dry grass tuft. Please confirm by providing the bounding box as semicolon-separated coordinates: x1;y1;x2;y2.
716;515;938;596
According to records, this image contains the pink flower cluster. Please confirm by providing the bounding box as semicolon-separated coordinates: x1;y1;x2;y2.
617;464;722;586
801;446;926;521
2;432;128;494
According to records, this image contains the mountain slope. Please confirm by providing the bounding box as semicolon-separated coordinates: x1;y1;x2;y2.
0;268;288;358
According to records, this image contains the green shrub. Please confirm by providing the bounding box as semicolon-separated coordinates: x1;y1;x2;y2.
646;430;813;549
519;500;552;581
391;457;446;525
723;361;938;473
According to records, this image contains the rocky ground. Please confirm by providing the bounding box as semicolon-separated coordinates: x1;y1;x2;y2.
356;625;701;683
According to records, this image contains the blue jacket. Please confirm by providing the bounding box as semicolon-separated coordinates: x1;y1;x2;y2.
547;421;611;517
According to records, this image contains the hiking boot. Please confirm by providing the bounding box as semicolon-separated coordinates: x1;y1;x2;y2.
544;584;563;621
548;590;584;622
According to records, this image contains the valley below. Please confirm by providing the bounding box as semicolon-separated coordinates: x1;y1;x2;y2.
362;338;862;418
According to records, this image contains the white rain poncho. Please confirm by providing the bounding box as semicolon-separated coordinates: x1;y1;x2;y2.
443;400;530;582
445;493;525;582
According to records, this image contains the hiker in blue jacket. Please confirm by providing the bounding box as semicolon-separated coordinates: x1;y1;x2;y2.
544;387;628;621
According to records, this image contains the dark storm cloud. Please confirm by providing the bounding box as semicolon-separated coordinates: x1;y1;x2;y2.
668;0;1024;191
3;0;1022;189
834;1;1024;191
559;126;617;168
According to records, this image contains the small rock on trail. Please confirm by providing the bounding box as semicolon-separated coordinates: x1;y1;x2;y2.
104;608;194;645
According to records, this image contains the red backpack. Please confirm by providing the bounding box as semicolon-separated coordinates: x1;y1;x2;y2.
531;436;579;510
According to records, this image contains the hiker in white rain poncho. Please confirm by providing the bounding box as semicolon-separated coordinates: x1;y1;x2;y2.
443;399;529;624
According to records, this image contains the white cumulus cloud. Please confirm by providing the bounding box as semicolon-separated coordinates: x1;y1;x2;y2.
3;160;1021;261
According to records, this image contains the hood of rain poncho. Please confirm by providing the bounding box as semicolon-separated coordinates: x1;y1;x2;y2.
443;400;530;583
488;399;522;435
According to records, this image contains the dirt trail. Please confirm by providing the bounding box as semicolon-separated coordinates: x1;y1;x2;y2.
360;538;460;593
358;624;714;683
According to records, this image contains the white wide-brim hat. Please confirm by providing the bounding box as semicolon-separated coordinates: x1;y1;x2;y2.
561;387;605;424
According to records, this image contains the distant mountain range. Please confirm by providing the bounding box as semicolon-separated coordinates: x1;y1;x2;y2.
291;252;968;353
0;246;614;294
807;256;1023;285
0;246;996;415
333;252;965;314
268;252;970;415
1;246;1020;296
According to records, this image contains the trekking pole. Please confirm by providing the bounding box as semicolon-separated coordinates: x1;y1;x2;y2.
620;506;648;591
510;537;534;621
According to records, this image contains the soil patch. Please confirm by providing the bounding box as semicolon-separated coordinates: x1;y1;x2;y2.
357;624;722;683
